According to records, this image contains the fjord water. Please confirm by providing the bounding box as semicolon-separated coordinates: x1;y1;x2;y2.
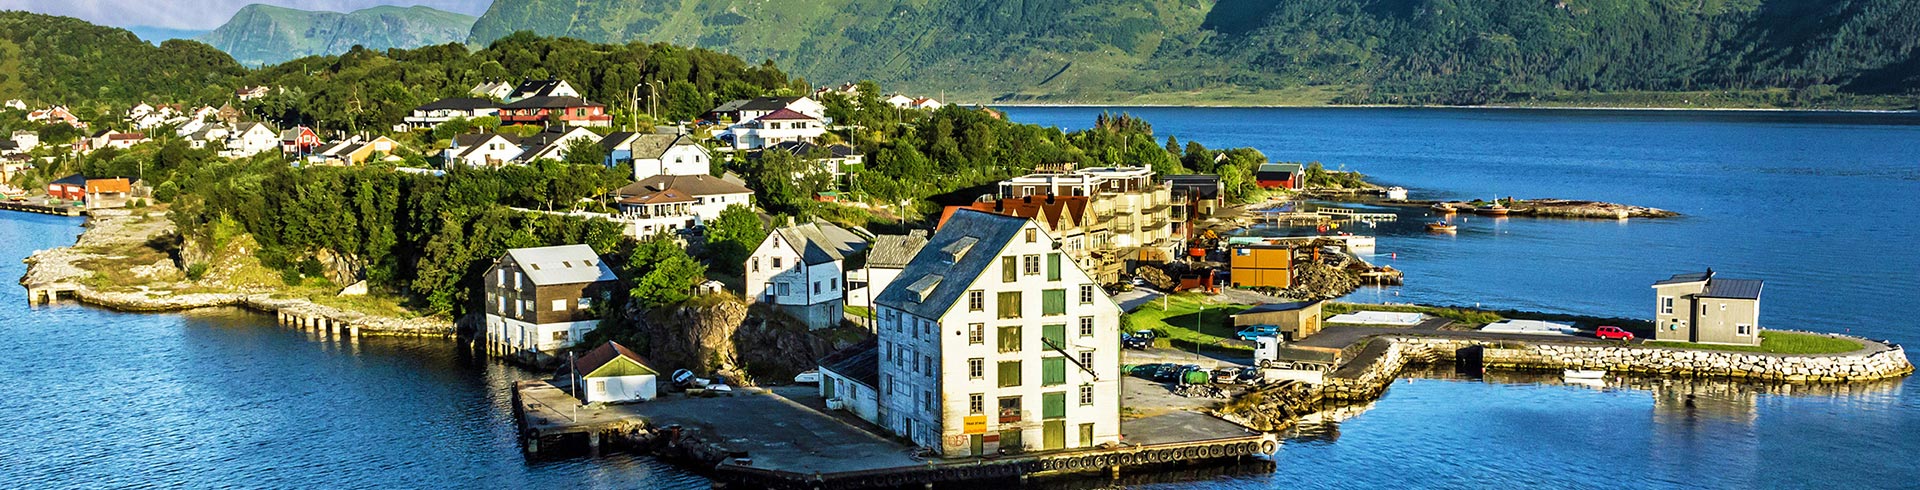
0;108;1913;489
1003;106;1920;488
0;214;701;488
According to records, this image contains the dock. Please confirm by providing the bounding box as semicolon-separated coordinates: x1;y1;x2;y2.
0;199;85;217
512;382;1278;489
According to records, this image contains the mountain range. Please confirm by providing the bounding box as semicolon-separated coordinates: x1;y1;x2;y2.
465;0;1920;107
198;4;477;66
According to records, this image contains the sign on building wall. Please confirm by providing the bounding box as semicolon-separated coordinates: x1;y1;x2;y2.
964;415;988;434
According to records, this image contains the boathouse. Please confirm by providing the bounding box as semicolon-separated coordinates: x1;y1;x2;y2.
556;341;658;403
1254;163;1304;190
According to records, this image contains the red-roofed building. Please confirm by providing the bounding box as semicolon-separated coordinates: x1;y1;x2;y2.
719;108;825;150
555;341;659;403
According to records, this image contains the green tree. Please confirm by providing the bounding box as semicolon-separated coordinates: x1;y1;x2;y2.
628;234;706;308
704;204;765;274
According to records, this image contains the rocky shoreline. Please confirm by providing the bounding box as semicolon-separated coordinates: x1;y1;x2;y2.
1424;199;1679;219
19;210;449;336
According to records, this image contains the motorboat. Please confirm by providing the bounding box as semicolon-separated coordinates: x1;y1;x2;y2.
1563;369;1607;379
1425;222;1457;232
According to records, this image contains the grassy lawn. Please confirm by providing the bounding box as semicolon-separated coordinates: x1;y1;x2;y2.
1324;302;1502;325
1647;331;1862;355
1122;293;1252;352
844;304;871;319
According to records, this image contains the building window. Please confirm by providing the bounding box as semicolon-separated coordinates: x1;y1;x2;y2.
968;323;985;345
997;291;1022;319
1025;229;1037;243
552;299;567;311
814;281;822;294
1079;351;1094;369
1042;289;1066;316
1042;357;1067;386
998;326;1022;353
999;397;1021;422
1042;391;1066;419
970;393;984;415
1661;296;1673;314
1737;324;1751;335
998;361;1022;388
751;258;759;272
969;358;984;379
1079;316;1094;337
1023;255;1041;276
968;290;985;311
1002;256;1017;282
923;355;934;375
773;257;783;268
777;282;791;296
578;297;592;310
1080;384;1094;405
1079;284;1095;304
832;278;839;291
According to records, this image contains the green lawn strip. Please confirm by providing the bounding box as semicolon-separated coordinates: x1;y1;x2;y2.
844;304;871;319
1123;293;1253;353
1645;331;1861;355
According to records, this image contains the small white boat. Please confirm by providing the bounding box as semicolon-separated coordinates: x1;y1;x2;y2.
1563;369;1607;379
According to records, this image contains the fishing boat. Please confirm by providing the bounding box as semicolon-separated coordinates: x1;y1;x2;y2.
1563;369;1607;379
1430;203;1456;214
1474;203;1510;216
1424;222;1457;232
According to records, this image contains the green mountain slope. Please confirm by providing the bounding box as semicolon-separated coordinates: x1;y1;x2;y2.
468;0;1920;107
0;12;244;107
199;4;477;66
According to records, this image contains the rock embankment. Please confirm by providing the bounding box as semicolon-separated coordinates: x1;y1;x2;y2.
20;210;449;336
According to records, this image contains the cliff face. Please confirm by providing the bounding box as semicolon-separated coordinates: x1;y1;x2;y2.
632;296;858;385
198;4;476;66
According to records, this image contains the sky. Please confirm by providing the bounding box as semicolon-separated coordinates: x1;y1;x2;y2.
0;0;496;30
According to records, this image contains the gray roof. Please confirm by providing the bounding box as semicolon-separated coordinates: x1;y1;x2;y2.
737;96;803;111
501;96;601;110
1258;163;1302;173
818;339;878;388
864;232;930;269
876;209;1027;320
775;221;870;266
452;133;516;148
504;244;619;286
1234;300;1323;316
629;133;700;160
1702;278;1763;300
599;131;638;152
1654;271;1713;286
416;97;497;111
617;174;752;198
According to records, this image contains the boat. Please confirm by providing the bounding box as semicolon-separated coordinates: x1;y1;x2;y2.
1563;369;1607;379
1474;203;1510;216
1430;203;1457;214
1424;222;1457;232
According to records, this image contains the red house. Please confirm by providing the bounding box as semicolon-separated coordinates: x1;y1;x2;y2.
281;126;320;155
1255;163;1305;190
47;174;86;201
499;96;611;127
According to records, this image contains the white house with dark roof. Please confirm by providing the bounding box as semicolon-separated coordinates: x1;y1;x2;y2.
505;79;581;102
872;209;1122;456
470;80;516;100
482;244;622;358
601;132;711;180
405;97;500;130
707;96;826;124
517;126;602;162
445;133;523;167
612;174;754;238
720;108;826;150
745;220;873;330
818;338;882;424
846;230;930;308
1652;269;1764;346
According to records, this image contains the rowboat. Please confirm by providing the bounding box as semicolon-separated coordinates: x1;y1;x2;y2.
1430;203;1456;214
1424;222;1457;232
1563;369;1607;379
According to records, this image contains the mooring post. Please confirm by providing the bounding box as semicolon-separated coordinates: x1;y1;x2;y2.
588;431;601;458
1110;465;1121;479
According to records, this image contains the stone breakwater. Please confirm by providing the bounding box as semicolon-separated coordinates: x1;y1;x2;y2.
1323;335;1913;401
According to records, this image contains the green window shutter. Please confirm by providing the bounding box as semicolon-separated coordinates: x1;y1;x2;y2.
998;291;1021;319
1042;357;1066;386
998;360;1022;387
998;325;1022;353
1042;324;1065;349
1042;289;1065;316
1042;391;1066;419
1002;256;1017;282
1047;253;1062;281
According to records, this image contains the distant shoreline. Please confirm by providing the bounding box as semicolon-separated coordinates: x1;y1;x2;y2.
987;103;1920;115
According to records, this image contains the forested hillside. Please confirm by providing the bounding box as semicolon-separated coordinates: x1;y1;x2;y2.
198;4;477;67
0;12;245;108
470;0;1920;108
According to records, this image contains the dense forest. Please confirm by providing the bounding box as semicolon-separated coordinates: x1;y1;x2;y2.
470;0;1920;108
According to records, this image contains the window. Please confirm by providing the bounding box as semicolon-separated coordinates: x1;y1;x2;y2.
1079;284;1095;304
1661;296;1673;314
814;281;822;294
1042;289;1066;316
922;390;934;413
1079;384;1094;405
970;393;984;415
553;331;569;341
777;282;791;296
773;257;783;268
999;396;1021;422
831;278;839;291
998;361;1022;388
1079;316;1095;337
496;269;504;287
1079;351;1094;369
1002;256;1017;282
751;258;759;272
1079;423;1094;448
578;297;592;310
1737;324;1751;335
968;323;985;345
1025;229;1037;243
1042;357;1067;386
998;326;1022;353
997;292;1022;319
968;290;985;312
923;355;934;375
1023;255;1041;276
968;358;984;379
1047;253;1062;281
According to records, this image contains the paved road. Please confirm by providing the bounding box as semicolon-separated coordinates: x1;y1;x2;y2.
1113;287;1164;312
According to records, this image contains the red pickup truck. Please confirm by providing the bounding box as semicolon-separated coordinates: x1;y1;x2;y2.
1594;326;1635;341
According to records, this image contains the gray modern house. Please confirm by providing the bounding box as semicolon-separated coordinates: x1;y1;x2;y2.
1651;269;1762;346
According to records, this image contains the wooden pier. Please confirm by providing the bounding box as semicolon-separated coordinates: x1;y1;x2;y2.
1313;207;1398;223
0;200;85;217
273;309;365;340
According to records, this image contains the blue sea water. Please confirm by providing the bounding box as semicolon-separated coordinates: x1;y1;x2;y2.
1;107;1915;488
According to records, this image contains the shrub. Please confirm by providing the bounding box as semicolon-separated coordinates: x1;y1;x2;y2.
185;263;209;281
281;268;304;286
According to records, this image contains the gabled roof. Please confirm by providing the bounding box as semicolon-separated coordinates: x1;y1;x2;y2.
85;178;131;194
617;174;752;198
53;174;87;186
767;141;860;159
503;244;619;286
941;195;1090;232
877;209;1029;319
561;341;657;380
1234;300;1324;316
619;186;699;205
511;79;573;98
1257;163;1303;174
1654;271;1713;286
737;96;805;111
817;338;878;388
774;221;870;266
1702;278;1764;300
415;97;498;111
234;122;276;135
754;108;816;122
627;133;701;160
501;96;602;110
864;232;930;269
598;131;639;152
452;133;517;148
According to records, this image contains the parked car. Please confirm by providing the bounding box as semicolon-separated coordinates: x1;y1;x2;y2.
1594;325;1635;341
793;370;821;384
1236;325;1281;341
1152;364;1186;382
1235;367;1264;384
1130;363;1169;378
1211;368;1239;384
1122;334;1151;350
1133;330;1159;340
671;368;711;388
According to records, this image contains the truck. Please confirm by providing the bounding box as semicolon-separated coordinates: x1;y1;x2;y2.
1251;335;1343;384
